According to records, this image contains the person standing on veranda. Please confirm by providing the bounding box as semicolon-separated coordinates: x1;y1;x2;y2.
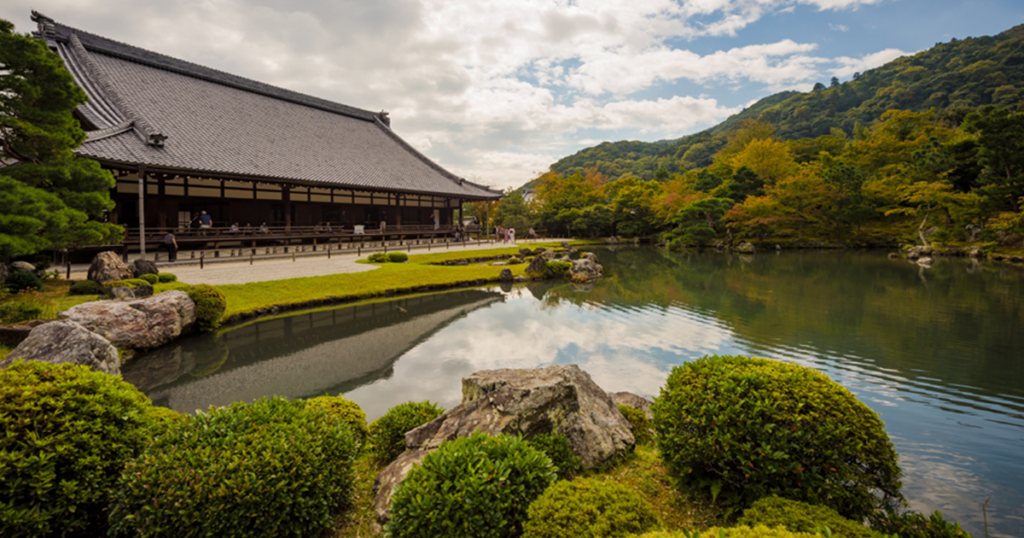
164;231;178;262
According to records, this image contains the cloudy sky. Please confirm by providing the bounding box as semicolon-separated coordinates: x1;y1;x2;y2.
3;1;1022;189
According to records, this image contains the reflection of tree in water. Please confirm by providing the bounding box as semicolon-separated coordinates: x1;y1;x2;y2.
189;335;229;378
539;246;1024;399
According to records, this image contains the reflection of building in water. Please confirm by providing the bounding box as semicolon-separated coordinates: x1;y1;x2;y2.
122;290;503;413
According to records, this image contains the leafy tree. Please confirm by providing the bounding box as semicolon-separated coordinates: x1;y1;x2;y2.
821;158;869;242
494;188;534;231
730;138;796;186
963;105;1024;211
667;198;733;247
0;18;121;260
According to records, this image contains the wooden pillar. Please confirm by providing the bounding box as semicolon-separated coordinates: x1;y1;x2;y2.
138;166;147;259
485;201;490;240
283;186;291;232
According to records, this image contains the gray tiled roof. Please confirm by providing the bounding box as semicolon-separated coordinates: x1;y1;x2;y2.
32;12;500;200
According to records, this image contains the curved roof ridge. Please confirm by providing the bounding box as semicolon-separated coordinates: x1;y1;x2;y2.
66;34;161;144
36;13;378;123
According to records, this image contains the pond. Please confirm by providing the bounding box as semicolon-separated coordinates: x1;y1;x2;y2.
124;247;1024;537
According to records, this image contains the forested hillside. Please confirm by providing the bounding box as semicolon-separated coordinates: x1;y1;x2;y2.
476;26;1024;253
549;25;1024;181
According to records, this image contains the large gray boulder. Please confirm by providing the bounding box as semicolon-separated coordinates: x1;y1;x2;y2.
372;364;633;522
499;268;514;282
612;391;654;421
736;242;756;254
524;254;547;274
1;320;120;375
87;251;133;283
10;261;37;274
59;290;196;350
132;258;160;278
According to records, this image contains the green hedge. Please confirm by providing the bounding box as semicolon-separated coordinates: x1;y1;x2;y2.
69;279;104;295
186;284;227;331
367;400;444;465
305;395;368;442
138;273;159;284
368;252;388;263
0;301;44;324
522;477;660;538
527;432;583;480
4;272;42;292
104;278;151;291
0;361;157;537
388;252;408;263
738;496;877;538
618;404;653;446
385;432;556;538
636;525;820;538
108;397;358;538
157;273;177;283
651;355;903;519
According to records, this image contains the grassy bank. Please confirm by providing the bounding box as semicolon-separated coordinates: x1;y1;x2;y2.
217;242;573;321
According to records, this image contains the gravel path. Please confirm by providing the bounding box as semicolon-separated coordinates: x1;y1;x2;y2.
67;240;540;285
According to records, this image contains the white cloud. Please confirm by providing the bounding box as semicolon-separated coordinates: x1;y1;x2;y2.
832;48;911;77
829;23;849;31
0;0;908;188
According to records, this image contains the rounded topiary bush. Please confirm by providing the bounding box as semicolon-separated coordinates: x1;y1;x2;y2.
368;252;388;263
157;273;177;283
5;271;43;292
542;261;572;279
522;477;660;538
147;406;189;437
305;395;368;442
738;496;876;538
0;361;157;537
103;278;151;292
138;273;159;284
652;355;904;519
527;432;583;480
69;279;104;295
367;400;444;464
618;404;653;446
387;252;408;263
186;284;227;331
108;396;358;538
385;432;557;538
636;525;819;538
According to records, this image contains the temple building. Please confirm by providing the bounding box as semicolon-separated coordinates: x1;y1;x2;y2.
31;12;500;252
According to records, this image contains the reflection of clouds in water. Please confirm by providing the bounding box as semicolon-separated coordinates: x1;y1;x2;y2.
348;289;735;420
895;439;1016;538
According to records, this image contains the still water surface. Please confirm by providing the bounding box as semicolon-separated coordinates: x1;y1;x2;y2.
125;247;1024;537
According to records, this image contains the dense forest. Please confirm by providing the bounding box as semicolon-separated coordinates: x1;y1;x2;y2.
477;25;1024;252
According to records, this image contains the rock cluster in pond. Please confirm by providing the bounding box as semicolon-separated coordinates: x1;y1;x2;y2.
87;251;133;283
372;364;634;523
1;320;121;375
60;291;197;350
570;252;603;283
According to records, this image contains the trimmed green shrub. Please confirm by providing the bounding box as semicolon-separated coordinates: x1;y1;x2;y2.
738;496;876;538
108;396;358;538
5;271;43;292
367;400;444;464
148;406;188;437
651;355;903;519
527;432;583;480
542;261;572;279
387;252;408;263
636;525;820;538
368;252;388;263
385;432;557;538
69;279;104;295
868;508;973;538
305;395;368;442
0;361;156;537
508;256;523;264
186;284;227;331
139;273;159;284
104;278;151;291
157;273;177;283
522;477;660;538
618;404;653;446
0;301;44;323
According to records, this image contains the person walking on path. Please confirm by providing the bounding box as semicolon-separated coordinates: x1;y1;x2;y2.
164;231;178;262
509;227;516;243
528;226;536;241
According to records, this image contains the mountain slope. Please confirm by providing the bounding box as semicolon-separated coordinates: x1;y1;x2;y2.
548;25;1024;182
